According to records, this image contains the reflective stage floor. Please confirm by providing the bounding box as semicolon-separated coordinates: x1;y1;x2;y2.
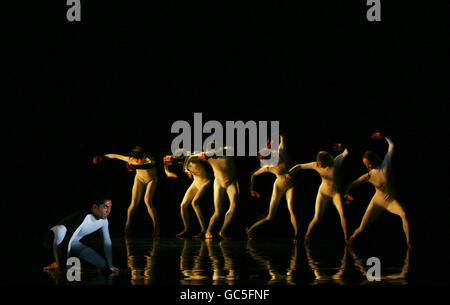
38;236;424;286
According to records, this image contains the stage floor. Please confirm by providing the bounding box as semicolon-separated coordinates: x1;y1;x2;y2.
39;236;420;286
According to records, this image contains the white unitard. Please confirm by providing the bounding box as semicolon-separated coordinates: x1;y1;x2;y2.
247;136;298;238
104;154;157;184
289;149;349;241
51;215;113;269
166;154;212;236
103;153;159;232
290;149;348;197
348;137;395;207
347;137;410;245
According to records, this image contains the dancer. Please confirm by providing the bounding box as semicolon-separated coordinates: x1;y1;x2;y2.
287;144;349;244
345;132;411;248
43;193;118;274
189;144;239;239
93;146;160;236
163;151;212;238
246;134;298;240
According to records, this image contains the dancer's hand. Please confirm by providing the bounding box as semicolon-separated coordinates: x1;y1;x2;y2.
198;152;207;161
371;132;383;139
93;155;104;164
43;262;58;272
166;172;178;178
285;173;292;182
185;171;193;179
126;163;134;172
163;155;172;163
250;190;261;198
344;194;354;204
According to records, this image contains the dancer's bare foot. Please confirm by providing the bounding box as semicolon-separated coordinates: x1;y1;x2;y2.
193;232;206;239
219;231;230;240
176;230;192;238
205;231;214;239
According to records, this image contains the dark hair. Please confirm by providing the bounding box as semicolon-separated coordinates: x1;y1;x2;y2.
130;146;146;159
362;150;381;166
316;151;334;167
90;191;112;207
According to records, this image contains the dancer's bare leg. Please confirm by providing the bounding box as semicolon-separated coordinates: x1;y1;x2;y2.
206;179;225;239
285;186;298;240
144;179;160;236
332;193;348;243
191;181;211;238
246;180;284;239
348;199;384;246
304;193;328;243
386;200;412;248
219;182;239;239
125;177;145;235
177;184;197;237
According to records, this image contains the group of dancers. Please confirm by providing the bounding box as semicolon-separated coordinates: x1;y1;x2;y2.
93;131;411;248
43;131;411;274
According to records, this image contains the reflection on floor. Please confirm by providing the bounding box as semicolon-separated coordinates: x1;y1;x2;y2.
42;237;412;285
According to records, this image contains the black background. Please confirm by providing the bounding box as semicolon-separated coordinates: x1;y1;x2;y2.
2;0;449;293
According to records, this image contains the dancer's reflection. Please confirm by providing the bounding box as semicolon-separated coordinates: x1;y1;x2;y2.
246;240;298;284
125;237;159;285
287;144;349;244
304;242;347;285
93;146;160;236
179;238;210;283
348;246;410;284
43;193;119;276
189;144;239;239
164;151;212;238
246;134;298;240
345;133;411;248
205;239;238;283
178;238;239;284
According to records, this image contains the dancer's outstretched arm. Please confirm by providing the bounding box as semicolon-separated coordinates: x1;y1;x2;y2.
344;173;369;195
103;153;130;162
93;153;129;164
288;162;316;175
249;167;270;198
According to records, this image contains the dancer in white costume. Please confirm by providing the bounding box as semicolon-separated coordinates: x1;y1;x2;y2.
43;196;118;273
345;132;411;248
93;146;160;236
190;145;239;240
246;134;298;240
163;151;212;238
287;144;349;244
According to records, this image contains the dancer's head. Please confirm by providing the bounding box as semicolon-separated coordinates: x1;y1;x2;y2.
91;192;112;219
130;146;146;163
316;151;333;168
362;150;381;170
